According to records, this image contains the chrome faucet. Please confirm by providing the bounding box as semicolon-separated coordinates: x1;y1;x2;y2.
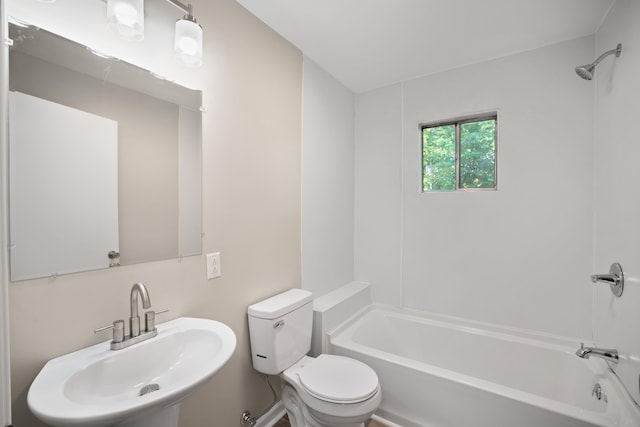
130;282;151;337
94;282;168;350
576;343;619;364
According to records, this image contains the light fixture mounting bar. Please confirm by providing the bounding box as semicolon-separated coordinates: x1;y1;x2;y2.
165;0;193;17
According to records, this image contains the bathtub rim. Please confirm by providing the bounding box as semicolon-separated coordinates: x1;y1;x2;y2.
330;303;591;350
327;303;640;427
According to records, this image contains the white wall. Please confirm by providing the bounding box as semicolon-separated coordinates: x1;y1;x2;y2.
593;0;640;406
301;57;355;296
354;85;403;306
355;37;596;339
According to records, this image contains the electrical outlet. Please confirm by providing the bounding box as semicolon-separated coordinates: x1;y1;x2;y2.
206;252;221;279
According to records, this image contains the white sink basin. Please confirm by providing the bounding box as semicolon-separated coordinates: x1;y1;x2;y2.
27;317;236;427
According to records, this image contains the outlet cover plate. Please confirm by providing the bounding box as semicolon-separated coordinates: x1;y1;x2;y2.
206;252;221;279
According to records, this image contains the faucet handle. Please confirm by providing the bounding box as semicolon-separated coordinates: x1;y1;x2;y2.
94;320;125;343
591;262;624;297
144;309;169;332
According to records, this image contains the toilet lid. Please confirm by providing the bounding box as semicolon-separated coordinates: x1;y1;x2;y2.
298;354;379;404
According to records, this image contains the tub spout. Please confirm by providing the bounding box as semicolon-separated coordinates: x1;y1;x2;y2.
576;343;618;364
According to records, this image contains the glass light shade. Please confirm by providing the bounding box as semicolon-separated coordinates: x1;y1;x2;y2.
175;18;203;67
107;0;144;41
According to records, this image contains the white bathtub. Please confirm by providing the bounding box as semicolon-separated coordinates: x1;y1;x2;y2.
328;305;640;427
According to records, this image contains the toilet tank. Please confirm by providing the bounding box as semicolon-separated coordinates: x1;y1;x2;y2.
248;289;313;375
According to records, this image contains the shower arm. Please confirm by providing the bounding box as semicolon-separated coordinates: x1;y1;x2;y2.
591;44;622;67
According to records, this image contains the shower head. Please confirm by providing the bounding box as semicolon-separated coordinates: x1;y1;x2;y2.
575;43;622;80
575;63;596;80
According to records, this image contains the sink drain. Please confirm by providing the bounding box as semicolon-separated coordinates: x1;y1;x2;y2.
139;384;160;396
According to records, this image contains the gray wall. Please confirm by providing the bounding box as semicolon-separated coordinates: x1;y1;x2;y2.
7;0;302;425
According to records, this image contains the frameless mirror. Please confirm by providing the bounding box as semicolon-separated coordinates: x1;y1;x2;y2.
8;22;202;281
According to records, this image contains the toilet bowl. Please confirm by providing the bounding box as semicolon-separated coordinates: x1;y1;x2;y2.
281;355;381;427
247;289;381;427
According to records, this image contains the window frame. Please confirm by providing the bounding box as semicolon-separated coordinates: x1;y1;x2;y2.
420;113;498;193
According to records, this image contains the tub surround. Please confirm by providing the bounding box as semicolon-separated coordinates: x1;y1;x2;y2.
354;35;595;339
311;281;371;356
346;0;640;408
592;0;640;407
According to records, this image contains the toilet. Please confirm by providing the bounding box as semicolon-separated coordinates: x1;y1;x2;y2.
247;289;381;427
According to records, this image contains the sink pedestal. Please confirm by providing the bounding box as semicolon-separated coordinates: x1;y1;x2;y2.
116;404;179;427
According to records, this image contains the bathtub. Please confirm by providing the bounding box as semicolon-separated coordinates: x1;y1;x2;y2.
328;305;640;427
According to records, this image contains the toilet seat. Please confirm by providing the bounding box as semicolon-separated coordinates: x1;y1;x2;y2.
281;355;382;426
297;354;379;404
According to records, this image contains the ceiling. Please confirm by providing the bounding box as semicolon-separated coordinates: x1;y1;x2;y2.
235;0;614;93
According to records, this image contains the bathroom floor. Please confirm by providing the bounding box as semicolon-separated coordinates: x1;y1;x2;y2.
274;414;387;427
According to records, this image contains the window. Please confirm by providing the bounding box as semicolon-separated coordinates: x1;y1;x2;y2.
422;114;497;192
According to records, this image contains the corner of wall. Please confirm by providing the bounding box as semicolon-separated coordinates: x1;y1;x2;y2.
0;0;13;422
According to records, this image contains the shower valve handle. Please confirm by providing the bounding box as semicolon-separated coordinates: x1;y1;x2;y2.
590;262;624;297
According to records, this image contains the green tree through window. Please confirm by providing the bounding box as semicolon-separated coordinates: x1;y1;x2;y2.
422;116;496;192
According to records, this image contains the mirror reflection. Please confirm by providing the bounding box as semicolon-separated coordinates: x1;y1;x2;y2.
8;22;202;281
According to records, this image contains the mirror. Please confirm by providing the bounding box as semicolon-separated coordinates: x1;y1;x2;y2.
8;22;202;281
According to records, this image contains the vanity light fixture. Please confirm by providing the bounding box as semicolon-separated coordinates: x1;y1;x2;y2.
106;0;203;67
107;0;145;41
169;0;203;67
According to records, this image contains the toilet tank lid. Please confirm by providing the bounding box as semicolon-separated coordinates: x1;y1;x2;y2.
248;289;313;319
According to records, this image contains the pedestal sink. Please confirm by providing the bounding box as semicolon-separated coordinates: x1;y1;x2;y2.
27;317;236;427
